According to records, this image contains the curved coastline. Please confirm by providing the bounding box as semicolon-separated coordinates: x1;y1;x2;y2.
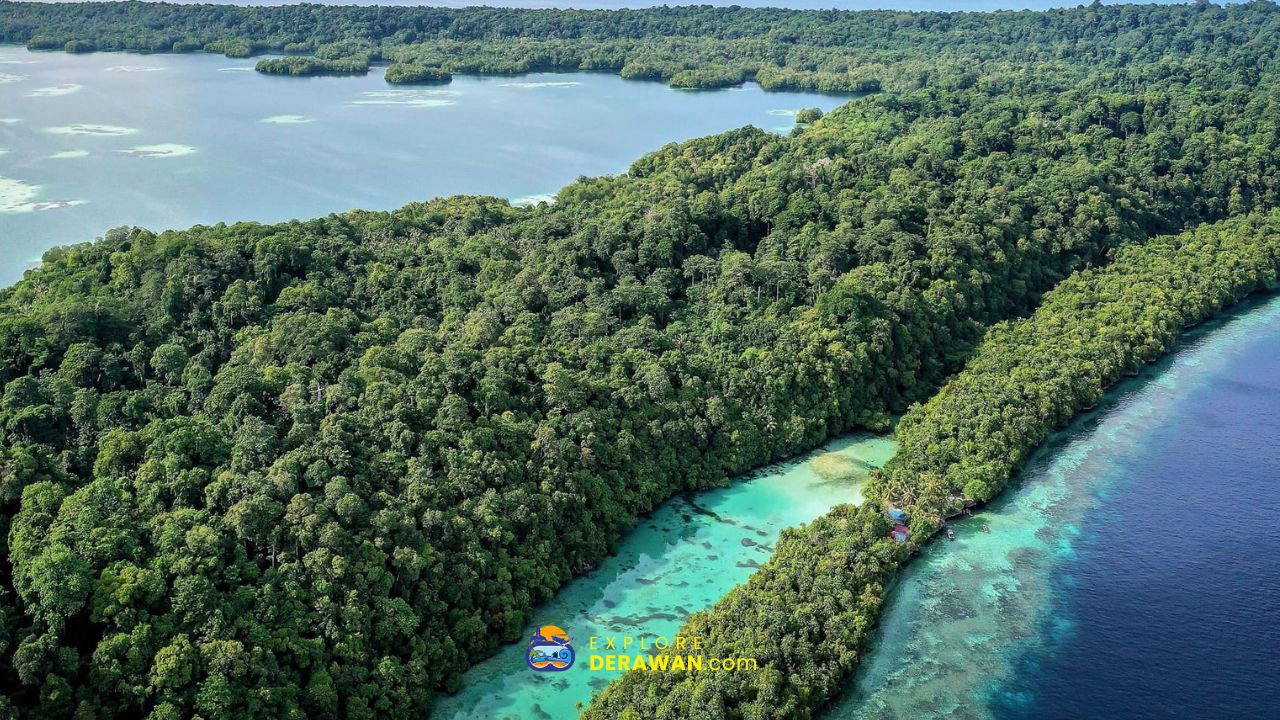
586;214;1280;718
829;290;1280;718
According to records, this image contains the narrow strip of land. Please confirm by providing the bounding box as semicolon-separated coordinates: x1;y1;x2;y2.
585;212;1280;719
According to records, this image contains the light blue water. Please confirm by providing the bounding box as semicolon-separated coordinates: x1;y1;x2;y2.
434;434;896;719
0;45;846;285
826;293;1280;719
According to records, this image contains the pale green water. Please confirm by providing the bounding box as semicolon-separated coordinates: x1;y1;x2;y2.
0;45;847;286
826;295;1280;719
434;433;896;719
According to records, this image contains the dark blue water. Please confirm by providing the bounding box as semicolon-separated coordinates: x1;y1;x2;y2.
830;293;1280;719
993;298;1280;719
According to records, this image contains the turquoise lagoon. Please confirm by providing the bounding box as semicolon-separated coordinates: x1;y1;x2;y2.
434;434;896;719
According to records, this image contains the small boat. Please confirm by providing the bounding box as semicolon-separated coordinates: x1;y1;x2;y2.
946;527;956;541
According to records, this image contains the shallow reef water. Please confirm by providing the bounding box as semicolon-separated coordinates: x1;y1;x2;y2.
827;293;1280;720
433;434;895;719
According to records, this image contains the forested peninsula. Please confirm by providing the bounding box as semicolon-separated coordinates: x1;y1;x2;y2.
586;212;1280;719
2;2;1280;719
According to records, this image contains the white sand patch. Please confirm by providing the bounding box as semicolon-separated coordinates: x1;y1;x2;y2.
350;90;457;108
510;193;557;207
350;98;455;108
105;65;166;73
48;150;90;160
767;109;800;117
27;83;83;97
0;149;8;156
218;66;255;73
119;143;197;158
497;81;581;89
45;124;140;137
0;52;41;66
0;73;25;84
360;89;460;98
261;115;316;124
0;118;21;125
0;175;86;214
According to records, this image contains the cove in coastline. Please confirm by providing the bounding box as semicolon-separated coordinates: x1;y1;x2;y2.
433;433;895;719
0;45;850;286
826;293;1280;719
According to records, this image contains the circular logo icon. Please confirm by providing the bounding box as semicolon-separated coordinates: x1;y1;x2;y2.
526;625;575;672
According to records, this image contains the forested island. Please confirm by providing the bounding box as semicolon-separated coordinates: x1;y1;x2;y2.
2;2;1280;719
0;1;1260;90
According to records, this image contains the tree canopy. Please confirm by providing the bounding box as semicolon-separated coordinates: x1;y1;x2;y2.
1;2;1280;719
586;212;1280;720
2;2;1279;90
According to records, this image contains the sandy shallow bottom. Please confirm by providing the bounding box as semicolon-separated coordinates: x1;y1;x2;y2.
434;433;895;720
826;294;1280;720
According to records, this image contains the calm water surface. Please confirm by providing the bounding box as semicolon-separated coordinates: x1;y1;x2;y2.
828;293;1280;719
0;45;845;285
435;433;895;719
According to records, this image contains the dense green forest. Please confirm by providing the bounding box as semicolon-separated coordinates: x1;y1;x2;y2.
2;2;1280;719
585;212;1280;719
382;63;451;85
0;2;1276;90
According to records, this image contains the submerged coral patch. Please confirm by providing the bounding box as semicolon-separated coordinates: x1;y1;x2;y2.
510;193;557;207
105;65;166;73
45;124;139;137
0;175;85;213
26;83;83;97
119;144;197;158
809;452;867;482
261;115;316;124
349;89;457;107
497;81;581;89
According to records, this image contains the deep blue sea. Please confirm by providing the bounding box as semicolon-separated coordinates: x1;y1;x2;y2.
830;293;1280;719
995;296;1280;719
